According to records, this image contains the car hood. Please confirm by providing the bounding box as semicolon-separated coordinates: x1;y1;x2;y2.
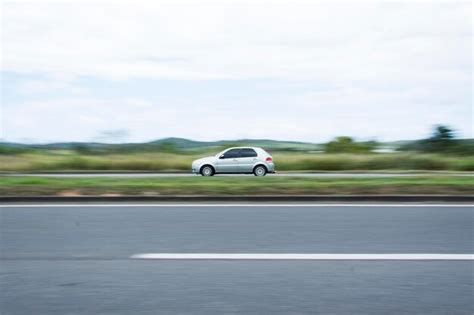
193;156;215;164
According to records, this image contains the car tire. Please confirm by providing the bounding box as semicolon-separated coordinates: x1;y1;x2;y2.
200;165;215;176
253;165;267;176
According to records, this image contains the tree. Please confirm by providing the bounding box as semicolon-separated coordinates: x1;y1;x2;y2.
431;125;454;141
398;125;461;153
324;136;377;153
424;125;456;152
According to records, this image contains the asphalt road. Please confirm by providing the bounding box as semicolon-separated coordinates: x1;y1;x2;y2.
1;204;473;314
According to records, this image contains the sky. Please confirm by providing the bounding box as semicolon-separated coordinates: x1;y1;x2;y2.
0;0;472;143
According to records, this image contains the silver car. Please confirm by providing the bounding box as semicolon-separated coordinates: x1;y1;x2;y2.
192;147;275;176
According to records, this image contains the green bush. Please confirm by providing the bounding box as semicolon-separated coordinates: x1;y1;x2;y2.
324;137;378;154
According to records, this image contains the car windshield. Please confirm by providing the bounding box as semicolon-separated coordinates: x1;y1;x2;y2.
215;150;226;157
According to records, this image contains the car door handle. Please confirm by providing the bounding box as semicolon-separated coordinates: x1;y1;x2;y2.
233;159;238;162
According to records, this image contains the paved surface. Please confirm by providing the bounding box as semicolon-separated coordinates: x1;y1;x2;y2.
1;204;473;314
3;172;473;177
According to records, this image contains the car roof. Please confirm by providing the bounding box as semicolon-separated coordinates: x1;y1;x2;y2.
227;146;261;150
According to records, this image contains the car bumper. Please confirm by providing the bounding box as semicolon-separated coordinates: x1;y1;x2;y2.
266;163;275;173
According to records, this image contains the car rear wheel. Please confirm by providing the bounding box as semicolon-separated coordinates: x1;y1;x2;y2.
253;165;267;176
200;165;215;176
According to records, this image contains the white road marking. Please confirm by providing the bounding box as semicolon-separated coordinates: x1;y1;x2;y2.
1;204;473;208
130;253;474;260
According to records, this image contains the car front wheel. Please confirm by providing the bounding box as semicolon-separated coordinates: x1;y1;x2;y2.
253;165;267;176
201;165;215;176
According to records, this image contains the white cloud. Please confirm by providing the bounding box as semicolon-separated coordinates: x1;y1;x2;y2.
3;84;471;143
1;1;472;142
2;1;471;83
17;76;89;95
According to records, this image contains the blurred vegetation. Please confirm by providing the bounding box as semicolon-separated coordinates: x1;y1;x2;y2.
0;175;472;196
398;125;474;155
0;151;472;172
0;125;472;172
324;136;378;153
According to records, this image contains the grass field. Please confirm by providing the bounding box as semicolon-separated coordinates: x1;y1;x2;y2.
0;175;472;196
0;151;473;172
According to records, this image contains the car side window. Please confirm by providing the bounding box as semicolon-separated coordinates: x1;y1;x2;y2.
240;148;257;158
222;149;241;159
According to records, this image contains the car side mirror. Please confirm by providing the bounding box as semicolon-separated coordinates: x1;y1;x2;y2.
219;154;225;159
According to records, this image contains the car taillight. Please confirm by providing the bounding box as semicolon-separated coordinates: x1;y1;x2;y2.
266;157;273;162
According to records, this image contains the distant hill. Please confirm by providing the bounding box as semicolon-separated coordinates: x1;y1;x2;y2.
0;138;323;152
147;137;220;148
147;137;321;150
5;137;471;153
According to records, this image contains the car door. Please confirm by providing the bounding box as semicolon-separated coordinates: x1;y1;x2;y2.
238;148;258;173
215;148;241;173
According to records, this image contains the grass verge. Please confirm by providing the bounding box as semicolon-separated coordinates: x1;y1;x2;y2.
0;176;472;196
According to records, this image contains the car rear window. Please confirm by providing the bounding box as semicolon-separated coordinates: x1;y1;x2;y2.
240;148;257;157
